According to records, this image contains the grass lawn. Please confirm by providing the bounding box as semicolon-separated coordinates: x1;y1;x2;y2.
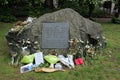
0;22;120;80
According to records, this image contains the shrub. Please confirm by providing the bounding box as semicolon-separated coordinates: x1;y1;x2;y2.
0;14;16;22
111;12;120;24
111;17;120;24
29;6;58;17
92;8;109;18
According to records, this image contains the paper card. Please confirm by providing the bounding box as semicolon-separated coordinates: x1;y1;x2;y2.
34;52;44;65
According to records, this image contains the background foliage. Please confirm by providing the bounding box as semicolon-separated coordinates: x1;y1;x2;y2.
0;0;120;22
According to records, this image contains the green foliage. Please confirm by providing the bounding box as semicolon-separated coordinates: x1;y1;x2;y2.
27;0;44;7
29;6;44;17
58;1;79;8
11;6;29;17
58;0;89;17
29;6;58;17
0;14;16;22
0;0;119;21
112;17;120;24
115;0;120;8
0;0;23;6
92;8;109;18
0;0;44;6
112;11;120;24
0;0;8;5
85;0;98;5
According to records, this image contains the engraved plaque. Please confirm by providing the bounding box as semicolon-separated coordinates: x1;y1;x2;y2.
41;23;69;48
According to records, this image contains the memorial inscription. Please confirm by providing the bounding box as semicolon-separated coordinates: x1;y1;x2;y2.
41;23;69;48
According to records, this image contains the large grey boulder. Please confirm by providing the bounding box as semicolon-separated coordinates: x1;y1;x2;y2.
6;8;106;54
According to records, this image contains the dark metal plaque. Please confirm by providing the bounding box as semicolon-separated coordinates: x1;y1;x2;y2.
41;22;69;48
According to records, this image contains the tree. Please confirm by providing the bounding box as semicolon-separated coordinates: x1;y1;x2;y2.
0;0;100;19
85;0;98;18
0;0;8;5
78;0;98;18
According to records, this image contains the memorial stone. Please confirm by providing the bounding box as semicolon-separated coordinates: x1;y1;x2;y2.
6;8;106;54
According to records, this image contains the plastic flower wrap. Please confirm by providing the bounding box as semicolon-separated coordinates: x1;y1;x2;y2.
21;54;34;64
44;55;59;68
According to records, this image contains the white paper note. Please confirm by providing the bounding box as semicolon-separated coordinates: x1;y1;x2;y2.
34;52;44;65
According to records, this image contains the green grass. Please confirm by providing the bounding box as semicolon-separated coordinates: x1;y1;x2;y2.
0;22;120;80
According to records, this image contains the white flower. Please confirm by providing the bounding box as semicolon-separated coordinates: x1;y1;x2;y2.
96;36;100;39
85;45;90;48
26;41;31;44
102;35;106;39
34;41;38;44
10;28;15;31
79;39;84;43
87;40;89;44
99;43;102;46
8;43;13;45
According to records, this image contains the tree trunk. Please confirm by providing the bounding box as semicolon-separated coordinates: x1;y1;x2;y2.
88;3;95;18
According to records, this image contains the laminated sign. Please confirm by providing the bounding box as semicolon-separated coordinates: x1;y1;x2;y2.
42;22;69;48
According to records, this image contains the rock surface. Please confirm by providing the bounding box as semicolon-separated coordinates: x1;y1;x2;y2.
6;8;105;54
